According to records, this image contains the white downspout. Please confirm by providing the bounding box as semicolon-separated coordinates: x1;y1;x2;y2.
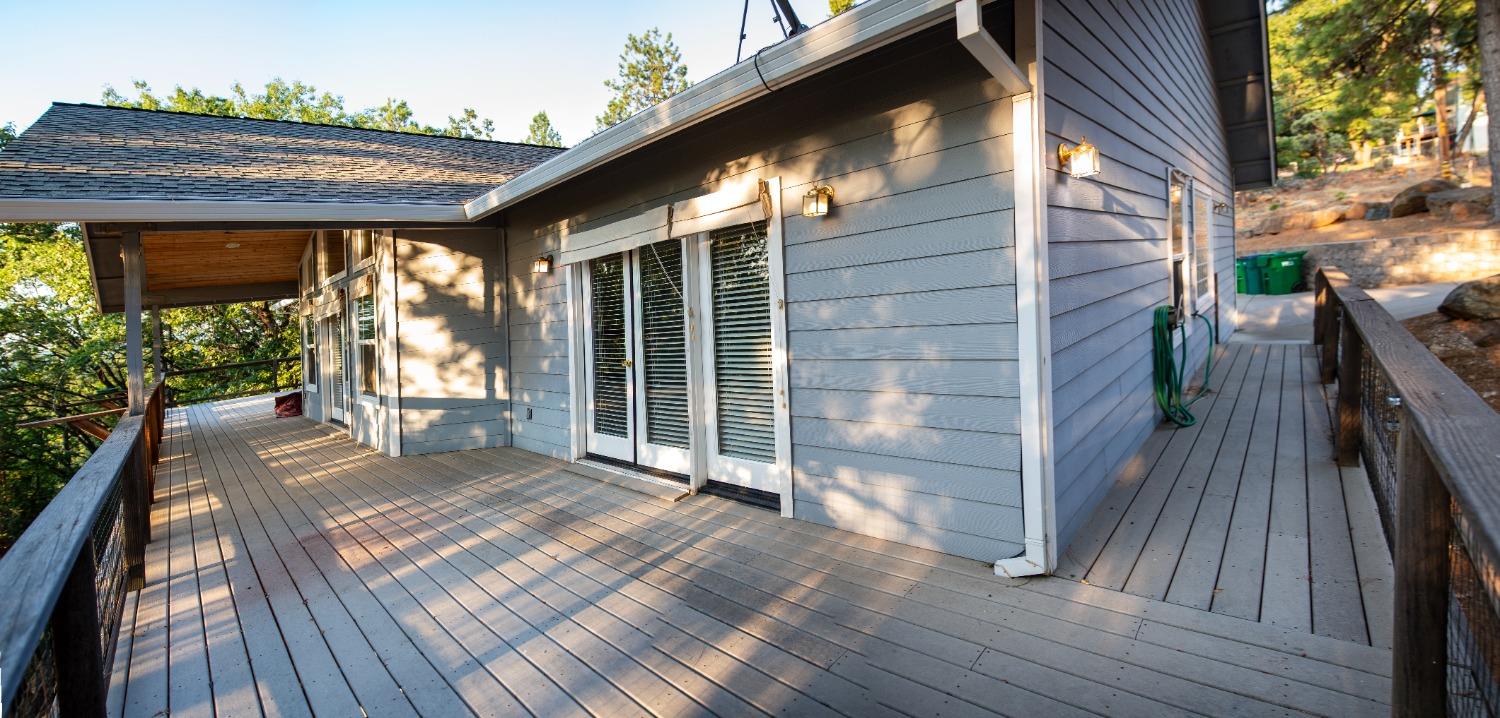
957;0;1057;578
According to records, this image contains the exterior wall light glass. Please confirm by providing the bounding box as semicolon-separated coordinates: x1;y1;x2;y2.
1058;138;1101;179
531;255;553;274
802;184;835;218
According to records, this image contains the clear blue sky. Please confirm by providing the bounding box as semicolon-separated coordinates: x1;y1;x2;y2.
2;0;839;145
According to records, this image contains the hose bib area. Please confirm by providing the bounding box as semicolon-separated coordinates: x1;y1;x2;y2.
1152;306;1215;427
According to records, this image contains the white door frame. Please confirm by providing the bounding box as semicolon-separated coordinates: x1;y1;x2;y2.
580;254;636;461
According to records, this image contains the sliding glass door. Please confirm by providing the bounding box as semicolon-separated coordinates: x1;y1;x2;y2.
698;223;779;494
583;239;693;474
578;223;782;497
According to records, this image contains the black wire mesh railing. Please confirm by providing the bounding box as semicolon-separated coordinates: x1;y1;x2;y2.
1319;266;1500;717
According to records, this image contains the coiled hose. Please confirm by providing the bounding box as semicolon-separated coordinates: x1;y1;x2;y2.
1152;305;1215;427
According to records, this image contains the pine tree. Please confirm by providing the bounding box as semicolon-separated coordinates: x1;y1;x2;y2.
829;0;855;16
524;111;565;147
596;29;691;132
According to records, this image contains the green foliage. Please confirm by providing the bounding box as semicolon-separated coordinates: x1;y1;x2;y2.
102;78;496;139
829;0;856;15
1268;0;1476;170
524;110;565;147
596;29;692;132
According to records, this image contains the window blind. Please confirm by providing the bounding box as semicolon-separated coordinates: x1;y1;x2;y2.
639;240;690;449
709;223;776;463
590;253;630;438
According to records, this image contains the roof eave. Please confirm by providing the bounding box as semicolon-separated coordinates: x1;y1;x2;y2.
0;198;470;224
463;0;964;221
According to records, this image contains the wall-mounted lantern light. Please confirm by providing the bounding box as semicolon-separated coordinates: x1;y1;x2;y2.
531;255;553;274
1058;138;1101;179
802;184;835;218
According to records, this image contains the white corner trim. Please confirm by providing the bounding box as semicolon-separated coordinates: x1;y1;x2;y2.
956;0;1031;95
996;0;1055;579
463;0;964;221
0;197;469;223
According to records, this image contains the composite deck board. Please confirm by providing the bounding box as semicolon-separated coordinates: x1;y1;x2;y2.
108;385;1391;716
1063;343;1392;647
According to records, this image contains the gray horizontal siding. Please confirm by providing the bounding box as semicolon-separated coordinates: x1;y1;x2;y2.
502;35;1026;562
395;228;510;455
1042;0;1237;549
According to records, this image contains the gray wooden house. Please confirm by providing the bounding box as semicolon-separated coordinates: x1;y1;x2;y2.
0;0;1272;576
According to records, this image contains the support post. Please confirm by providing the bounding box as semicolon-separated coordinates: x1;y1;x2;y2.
150;305;164;383
1316;276;1338;384
53;538;106;717
1391;425;1451;716
1336;312;1364;466
122;232;146;416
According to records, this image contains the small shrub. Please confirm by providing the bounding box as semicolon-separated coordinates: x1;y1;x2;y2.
1269;202;1282;212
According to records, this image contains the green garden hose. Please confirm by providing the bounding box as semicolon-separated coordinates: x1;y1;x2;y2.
1152;305;1216;427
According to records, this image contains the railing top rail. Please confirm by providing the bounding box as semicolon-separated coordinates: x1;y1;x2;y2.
1319;266;1500;562
164;355;297;378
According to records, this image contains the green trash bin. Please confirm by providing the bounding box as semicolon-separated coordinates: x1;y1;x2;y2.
1236;257;1248;294
1239;255;1266;294
1263;251;1307;295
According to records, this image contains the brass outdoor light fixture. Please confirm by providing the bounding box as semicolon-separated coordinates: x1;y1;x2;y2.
531;255;553;274
1058;138;1101;179
802;184;835;218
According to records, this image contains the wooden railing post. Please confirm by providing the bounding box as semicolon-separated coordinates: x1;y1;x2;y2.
121;442;148;591
1317;274;1338;384
1337;309;1365;466
1392;426;1451;717
52;537;106;717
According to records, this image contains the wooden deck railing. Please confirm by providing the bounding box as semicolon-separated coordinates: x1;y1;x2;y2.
0;380;166;717
165;355;298;407
1315;266;1500;717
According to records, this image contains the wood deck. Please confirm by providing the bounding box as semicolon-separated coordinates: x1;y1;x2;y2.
109;388;1392;717
1058;343;1395;648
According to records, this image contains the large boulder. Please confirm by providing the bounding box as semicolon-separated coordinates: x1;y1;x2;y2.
1440;274;1500;320
1390;178;1460;218
1310;208;1344;228
1426;187;1494;221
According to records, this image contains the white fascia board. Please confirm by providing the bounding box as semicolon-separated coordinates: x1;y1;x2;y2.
463;0;963;221
0;198;469;223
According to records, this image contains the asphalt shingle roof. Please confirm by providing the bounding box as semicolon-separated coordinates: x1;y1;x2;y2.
0;103;565;205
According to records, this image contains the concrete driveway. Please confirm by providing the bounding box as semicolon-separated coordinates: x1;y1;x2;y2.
1230;282;1458;343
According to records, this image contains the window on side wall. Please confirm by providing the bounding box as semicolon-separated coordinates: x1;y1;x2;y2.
356;293;377;397
321;230;347;282
304;317;319;392
1193;185;1215;315
351;230;375;267
1166;169;1192;333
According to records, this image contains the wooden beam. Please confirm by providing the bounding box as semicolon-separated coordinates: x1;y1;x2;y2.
122;232;146;416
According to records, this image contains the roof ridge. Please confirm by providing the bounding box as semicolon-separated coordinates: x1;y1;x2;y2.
49;102;568;152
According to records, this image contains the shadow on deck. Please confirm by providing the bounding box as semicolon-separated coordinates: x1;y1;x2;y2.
1058;343;1394;649
109;388;1391;717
